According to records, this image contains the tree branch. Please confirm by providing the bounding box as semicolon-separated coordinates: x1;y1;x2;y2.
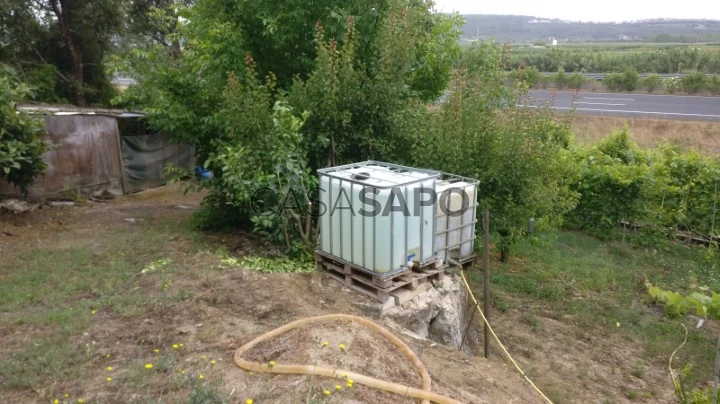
32;48;71;83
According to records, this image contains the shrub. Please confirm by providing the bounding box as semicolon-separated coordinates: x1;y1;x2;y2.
414;67;578;262
24;64;62;103
567;127;720;243
641;74;663;93
538;74;551;89
604;73;623;91
707;75;720;95
665;77;681;94
204;64;316;252
621;69;640;91
567;72;586;90
605;70;640;92
0;67;47;194
681;72;707;94
566;129;650;237
554;68;567;89
509;66;542;88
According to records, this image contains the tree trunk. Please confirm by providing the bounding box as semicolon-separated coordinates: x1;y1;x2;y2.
49;0;85;106
500;247;509;263
171;38;182;59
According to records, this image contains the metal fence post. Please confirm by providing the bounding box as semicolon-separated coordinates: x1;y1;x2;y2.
483;209;490;359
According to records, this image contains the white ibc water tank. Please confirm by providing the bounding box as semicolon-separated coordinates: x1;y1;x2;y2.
318;162;439;275
435;180;478;266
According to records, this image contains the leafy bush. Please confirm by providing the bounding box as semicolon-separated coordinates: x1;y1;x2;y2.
554;68;567;89
566;72;586;90
604;69;639;92
665;77;682;94
641;73;663;93
604;73;623;91
24;64;62;103
707;75;720;95
508;66;542;87
204;63;316;251
567;129;650;237
681;72;707;94
288;18;424;170
0;67;47;193
415;65;578;261
621;69;640;91
568;127;720;243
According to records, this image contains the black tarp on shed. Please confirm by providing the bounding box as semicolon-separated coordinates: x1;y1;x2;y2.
117;117;194;194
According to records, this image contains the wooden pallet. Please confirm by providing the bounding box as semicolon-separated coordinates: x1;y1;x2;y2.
316;252;444;308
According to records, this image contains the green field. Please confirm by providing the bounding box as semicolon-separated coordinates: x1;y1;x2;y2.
500;42;720;74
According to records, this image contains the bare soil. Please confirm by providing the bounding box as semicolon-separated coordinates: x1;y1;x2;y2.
569;115;720;153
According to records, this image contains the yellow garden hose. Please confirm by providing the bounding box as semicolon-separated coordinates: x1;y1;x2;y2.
233;313;464;404
460;271;554;404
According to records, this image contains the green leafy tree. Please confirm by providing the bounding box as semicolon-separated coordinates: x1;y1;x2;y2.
414;56;578;261
117;0;459;248
0;67;47;193
0;0;124;105
117;0;460;162
204;61;316;251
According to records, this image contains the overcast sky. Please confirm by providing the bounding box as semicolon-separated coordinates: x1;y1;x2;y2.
433;0;720;22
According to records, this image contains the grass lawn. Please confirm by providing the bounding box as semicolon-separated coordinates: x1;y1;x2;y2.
467;231;718;402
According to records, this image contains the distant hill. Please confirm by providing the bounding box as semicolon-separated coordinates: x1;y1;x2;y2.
460;15;720;43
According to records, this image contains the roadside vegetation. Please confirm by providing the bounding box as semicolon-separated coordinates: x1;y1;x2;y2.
500;44;720;95
507;45;720;74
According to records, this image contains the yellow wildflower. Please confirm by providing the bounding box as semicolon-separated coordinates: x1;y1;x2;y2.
335;385;342;390
339;343;345;350
179;343;184;348
347;381;353;388
106;377;112;382
210;359;217;365
64;393;70;398
145;363;153;369
172;344;179;349
154;348;159;353
268;361;275;368
54;399;59;404
78;399;85;404
348;379;354;385
322;341;328;347
91;310;96;315
105;353;111;358
323;390;331;396
246;400;253;404
107;366;112;371
199;374;204;380
201;355;206;359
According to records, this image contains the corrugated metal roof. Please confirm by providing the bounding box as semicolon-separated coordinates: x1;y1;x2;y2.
18;104;145;117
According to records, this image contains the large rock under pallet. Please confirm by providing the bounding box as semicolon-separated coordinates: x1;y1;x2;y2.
384;275;480;354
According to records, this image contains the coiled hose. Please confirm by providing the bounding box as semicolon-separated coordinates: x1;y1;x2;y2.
233;313;464;404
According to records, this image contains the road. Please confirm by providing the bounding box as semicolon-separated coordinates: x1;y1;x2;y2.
524;90;720;121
